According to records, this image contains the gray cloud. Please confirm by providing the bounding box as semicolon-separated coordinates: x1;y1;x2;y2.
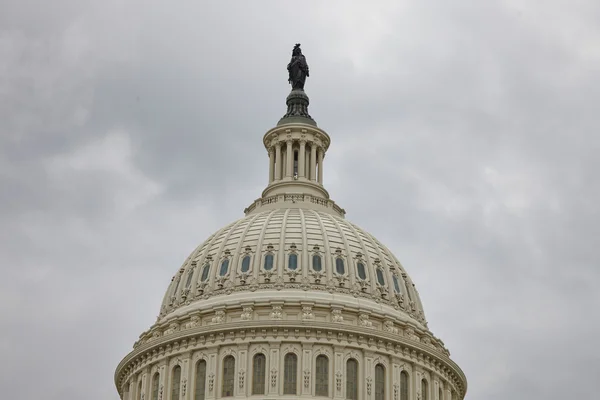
1;1;598;399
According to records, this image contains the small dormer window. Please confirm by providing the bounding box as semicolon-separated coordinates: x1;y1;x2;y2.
264;254;274;270
356;262;366;280
241;255;251;273
219;259;230;276
376;268;385;286
200;263;210;281
288;253;298;270
185;269;194;288
392;275;401;293
335;258;345;275
312;254;322;272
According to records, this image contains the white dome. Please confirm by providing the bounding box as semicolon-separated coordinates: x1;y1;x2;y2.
158;208;427;329
115;50;466;400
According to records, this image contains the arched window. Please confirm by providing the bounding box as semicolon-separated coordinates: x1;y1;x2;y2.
393;275;402;293
194;360;206;400
151;373;159;400
375;364;385;400
252;354;266;395
219;259;229;276
312;254;322;272
283;353;298;394
376;268;385;285
400;371;409;400
264;254;274;271
315;355;329;396
346;359;358;400
137;380;142;400
171;366;181;400
241;256;251;273
288;253;298;270
421;379;429;400
222;356;235;397
335;258;345;274
200;263;210;282
356;262;366;280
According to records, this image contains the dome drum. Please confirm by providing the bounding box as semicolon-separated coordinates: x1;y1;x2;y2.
116;301;466;400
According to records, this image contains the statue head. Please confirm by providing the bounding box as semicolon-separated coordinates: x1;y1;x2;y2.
292;43;302;56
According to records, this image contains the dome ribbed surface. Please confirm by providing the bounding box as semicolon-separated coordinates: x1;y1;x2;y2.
159;208;427;327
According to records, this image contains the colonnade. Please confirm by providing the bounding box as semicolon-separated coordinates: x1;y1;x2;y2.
268;140;324;184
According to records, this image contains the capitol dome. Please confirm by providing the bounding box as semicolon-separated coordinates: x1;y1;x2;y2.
115;45;467;400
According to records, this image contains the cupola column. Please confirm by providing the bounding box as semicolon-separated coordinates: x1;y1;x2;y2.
275;142;282;181
268;148;274;183
286;140;293;178
310;144;317;181
299;140;306;178
317;146;324;184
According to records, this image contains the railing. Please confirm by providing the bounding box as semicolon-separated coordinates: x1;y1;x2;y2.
245;194;346;217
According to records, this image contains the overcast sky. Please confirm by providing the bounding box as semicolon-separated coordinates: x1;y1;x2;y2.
1;1;599;399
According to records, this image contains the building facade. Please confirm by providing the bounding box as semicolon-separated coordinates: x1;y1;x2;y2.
115;46;467;400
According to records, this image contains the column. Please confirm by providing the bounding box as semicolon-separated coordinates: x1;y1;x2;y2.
275;142;282;181
317;147;324;184
310;145;317;181
333;346;345;399
182;353;192;400
269;345;280;395
206;351;218;400
238;346;249;397
299;140;306;178
301;344;313;396
268;148;274;183
286;140;293;178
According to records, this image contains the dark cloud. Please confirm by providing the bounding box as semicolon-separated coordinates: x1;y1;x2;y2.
1;1;598;399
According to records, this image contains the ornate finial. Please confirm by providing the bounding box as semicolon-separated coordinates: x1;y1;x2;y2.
287;43;309;90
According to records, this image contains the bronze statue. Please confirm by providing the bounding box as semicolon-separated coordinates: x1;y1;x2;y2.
287;44;309;90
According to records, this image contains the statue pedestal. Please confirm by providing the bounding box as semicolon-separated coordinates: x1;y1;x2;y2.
278;89;316;126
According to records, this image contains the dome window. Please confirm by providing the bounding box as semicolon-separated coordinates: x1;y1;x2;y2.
375;364;385;400
312;254;322;272
200;263;210;282
171;366;181;400
283;353;298;394
195;360;207;400
151;373;159;400
222;356;235;397
376;268;385;286
264;254;274;271
335;258;345;275
241;255;251;273
392;275;402;293
185;270;195;289
400;371;409;400
288;253;298;270
315;355;329;396
421;379;429;400
219;259;230;276
346;359;358;400
356;262;367;280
